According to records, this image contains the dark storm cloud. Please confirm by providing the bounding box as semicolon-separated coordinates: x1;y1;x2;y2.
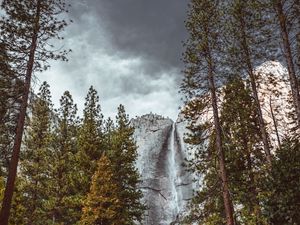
71;0;188;73
36;0;188;119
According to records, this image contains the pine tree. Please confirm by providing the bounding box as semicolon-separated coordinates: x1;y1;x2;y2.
224;0;272;163
0;43;23;177
220;77;267;224
272;0;300;126
182;129;227;225
79;155;122;225
103;117;115;152
47;91;81;224
181;1;235;224
108;105;145;224
0;1;71;222
8;178;27;225
76;86;104;220
17;81;53;224
265;137;300;224
77;86;104;194
183;78;268;224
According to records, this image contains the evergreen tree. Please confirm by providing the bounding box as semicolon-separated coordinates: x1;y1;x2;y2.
47;91;81;224
76;86;104;222
181;1;235;224
103;117;115;152
272;0;300;127
220;77;267;224
182;135;227;225
0;0;71;222
8;178;27;225
77;86;104;195
224;0;272;163
183;78;268;224
79;155;122;225
17;81;53;224
108;105;145;224
264;137;300;224
0;43;23;177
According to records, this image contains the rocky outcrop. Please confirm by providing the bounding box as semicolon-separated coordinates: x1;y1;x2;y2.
131;113;193;225
130;61;295;224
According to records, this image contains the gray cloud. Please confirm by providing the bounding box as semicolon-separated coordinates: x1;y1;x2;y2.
71;0;188;72
35;0;188;120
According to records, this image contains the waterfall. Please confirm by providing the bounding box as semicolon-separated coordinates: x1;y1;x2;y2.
168;123;180;222
132;115;193;225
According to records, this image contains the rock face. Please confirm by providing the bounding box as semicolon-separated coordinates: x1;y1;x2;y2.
130;61;294;224
131;114;193;225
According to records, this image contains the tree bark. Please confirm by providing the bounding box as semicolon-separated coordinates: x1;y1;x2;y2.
237;6;272;164
275;0;300;127
207;52;235;225
269;97;281;147
242;136;262;223
0;1;41;224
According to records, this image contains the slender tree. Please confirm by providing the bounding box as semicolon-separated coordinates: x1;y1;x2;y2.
265;137;300;224
18;81;53;223
224;0;272;163
272;0;300;126
183;78;268;224
108;105;146;224
182;1;235;224
48;91;80;224
77;86;104;193
292;0;300;72
76;86;104;218
220;77;267;224
0;43;23;177
79;154;122;225
0;1;71;223
103;117;116;152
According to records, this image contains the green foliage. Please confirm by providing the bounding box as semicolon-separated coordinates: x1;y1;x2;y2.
181;0;224;101
220;77;268;224
8;178;27;225
77;86;104;195
1;178;28;225
76;86;104;221
182;0;235;223
0;0;72;223
223;0;276;74
0;43;23;177
15;82;53;223
264;137;300;224
0;83;146;224
0;0;71;74
79;155;122;225
183;77;270;224
47;91;81;224
107;105;146;224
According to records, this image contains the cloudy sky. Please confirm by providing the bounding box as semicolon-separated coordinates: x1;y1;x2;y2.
35;0;189;120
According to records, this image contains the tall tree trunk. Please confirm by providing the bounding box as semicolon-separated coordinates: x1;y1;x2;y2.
242;136;262;223
0;1;41;224
207;53;235;225
269;97;281;147
274;0;300;127
237;7;272;163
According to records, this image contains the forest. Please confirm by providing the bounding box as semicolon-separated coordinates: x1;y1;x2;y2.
0;0;300;225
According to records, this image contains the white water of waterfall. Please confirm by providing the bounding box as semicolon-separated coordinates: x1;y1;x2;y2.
168;123;180;222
